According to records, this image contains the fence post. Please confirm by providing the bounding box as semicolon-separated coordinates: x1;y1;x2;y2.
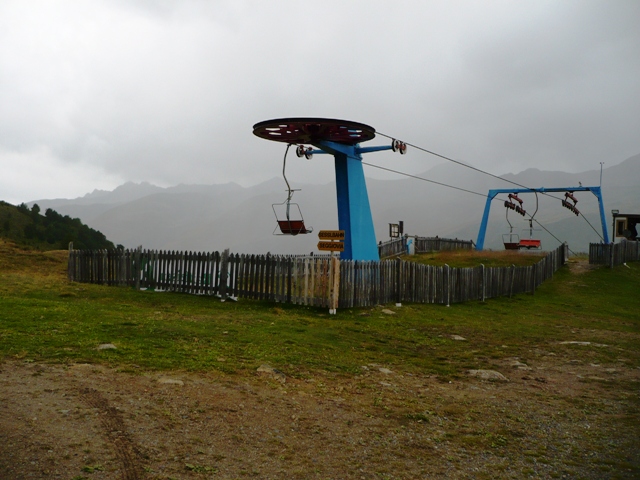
531;263;537;295
67;242;74;281
509;264;515;298
609;242;614;269
395;258;402;307
445;264;450;307
219;248;230;301
480;264;485;302
287;257;293;304
134;246;142;291
329;255;340;314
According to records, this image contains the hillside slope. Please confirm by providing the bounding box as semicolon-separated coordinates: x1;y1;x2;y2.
0;201;115;250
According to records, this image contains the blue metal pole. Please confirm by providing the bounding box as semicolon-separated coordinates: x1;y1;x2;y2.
315;140;379;261
356;145;394;154
476;189;499;250
591;186;609;243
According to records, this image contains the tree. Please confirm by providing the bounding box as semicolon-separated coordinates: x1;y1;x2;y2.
31;204;41;223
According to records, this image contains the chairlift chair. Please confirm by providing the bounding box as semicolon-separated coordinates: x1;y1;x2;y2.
272;196;312;235
272;144;313;236
519;220;542;249
502;203;521;250
503;192;541;250
519;238;541;249
502;232;521;250
519;193;541;249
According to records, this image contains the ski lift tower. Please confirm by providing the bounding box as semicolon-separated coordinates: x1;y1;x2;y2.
253;118;406;261
475;185;610;250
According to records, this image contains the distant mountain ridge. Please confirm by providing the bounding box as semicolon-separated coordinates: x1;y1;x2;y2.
27;153;640;254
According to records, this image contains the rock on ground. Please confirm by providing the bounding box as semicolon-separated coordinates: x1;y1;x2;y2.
467;369;509;382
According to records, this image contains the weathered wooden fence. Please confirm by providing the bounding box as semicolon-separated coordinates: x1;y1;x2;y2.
68;248;341;307
339;244;565;307
69;244;566;308
414;236;474;253
378;238;406;258
378;236;475;259
589;241;640;267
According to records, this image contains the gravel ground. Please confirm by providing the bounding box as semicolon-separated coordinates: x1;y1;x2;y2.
1;350;638;480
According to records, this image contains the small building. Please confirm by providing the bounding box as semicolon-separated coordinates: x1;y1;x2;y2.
612;212;639;242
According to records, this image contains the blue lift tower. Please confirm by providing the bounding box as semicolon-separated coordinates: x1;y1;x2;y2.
475;186;609;250
253;118;406;261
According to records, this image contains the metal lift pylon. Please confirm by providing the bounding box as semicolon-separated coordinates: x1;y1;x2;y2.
253;118;406;261
475;186;609;250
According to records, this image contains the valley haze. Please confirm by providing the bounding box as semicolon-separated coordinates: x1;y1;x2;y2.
28;154;640;255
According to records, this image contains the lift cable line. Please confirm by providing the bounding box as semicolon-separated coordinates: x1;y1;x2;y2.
375;131;605;242
360;161;487;198
362;160;516;206
530;218;576;255
361;160;575;253
375;131;544;193
576;209;606;240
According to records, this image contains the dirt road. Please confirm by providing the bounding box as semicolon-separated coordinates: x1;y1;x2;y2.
1;353;638;479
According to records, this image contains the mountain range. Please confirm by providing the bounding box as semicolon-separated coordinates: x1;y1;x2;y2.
28;153;640;255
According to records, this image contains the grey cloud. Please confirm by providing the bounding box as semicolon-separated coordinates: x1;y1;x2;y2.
0;0;638;203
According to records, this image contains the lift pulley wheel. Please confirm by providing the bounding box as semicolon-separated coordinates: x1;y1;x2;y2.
253;118;376;146
391;139;407;154
295;145;313;159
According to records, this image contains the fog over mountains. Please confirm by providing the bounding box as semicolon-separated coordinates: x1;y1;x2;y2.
29;154;639;255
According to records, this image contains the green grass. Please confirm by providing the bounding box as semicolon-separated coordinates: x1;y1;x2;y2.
1;240;638;378
405;249;547;267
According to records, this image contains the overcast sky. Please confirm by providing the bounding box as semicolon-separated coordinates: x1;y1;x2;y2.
1;0;639;205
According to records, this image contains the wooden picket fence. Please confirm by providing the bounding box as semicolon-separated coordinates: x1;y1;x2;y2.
68;244;567;309
67;248;340;308
339;244;565;307
378;238;406;258
378;236;475;259
414;236;474;253
589;241;640;267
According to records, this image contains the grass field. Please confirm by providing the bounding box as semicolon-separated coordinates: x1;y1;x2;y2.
0;241;634;376
1;239;639;479
403;249;547;268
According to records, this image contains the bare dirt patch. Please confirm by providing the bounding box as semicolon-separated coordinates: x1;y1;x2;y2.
566;257;599;275
1;353;638;480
